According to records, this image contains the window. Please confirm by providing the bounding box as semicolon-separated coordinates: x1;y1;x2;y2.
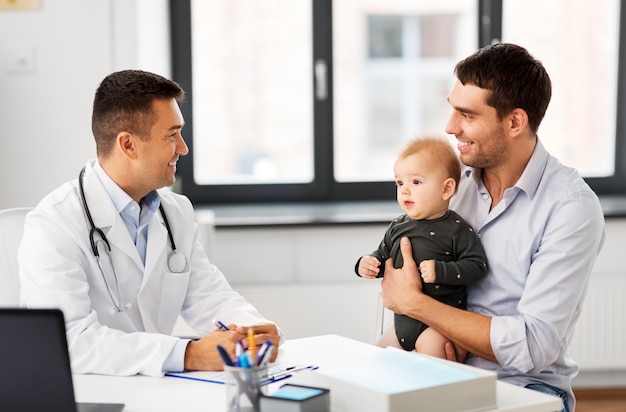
170;0;626;205
188;1;313;186
333;3;476;183
498;0;625;193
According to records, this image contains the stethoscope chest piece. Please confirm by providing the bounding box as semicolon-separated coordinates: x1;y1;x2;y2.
168;250;187;273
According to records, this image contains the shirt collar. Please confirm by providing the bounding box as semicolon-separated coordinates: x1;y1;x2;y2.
461;139;549;200
514;139;549;200
92;160;160;214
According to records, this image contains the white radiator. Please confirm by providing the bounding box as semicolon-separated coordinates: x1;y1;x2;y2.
569;273;626;370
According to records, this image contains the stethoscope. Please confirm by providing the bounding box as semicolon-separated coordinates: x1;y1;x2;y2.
78;167;188;313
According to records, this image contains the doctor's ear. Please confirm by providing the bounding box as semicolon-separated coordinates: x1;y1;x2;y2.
116;131;138;160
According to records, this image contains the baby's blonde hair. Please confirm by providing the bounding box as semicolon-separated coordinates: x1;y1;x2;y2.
398;136;461;188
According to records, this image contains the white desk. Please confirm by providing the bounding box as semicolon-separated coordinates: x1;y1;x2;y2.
73;335;562;412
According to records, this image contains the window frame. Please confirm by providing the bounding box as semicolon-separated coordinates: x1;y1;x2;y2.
170;0;626;206
479;0;626;196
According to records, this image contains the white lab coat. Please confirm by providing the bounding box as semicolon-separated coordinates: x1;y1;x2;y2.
18;160;275;377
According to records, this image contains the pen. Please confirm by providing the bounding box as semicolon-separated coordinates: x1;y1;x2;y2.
216;344;235;367
256;340;273;365
259;345;274;366
165;373;225;385
213;319;230;331
268;365;318;380
248;328;257;366
261;373;291;385
238;352;250;368
236;339;244;358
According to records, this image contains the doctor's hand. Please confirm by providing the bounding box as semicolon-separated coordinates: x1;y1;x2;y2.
234;323;281;363
380;237;423;315
183;329;246;371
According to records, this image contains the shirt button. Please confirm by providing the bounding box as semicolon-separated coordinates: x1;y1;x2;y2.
482;194;489;200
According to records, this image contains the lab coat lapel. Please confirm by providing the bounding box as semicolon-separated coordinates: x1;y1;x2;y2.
82;163;144;271
143;210;168;286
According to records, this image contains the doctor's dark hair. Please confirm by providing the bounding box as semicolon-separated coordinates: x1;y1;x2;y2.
92;70;185;157
454;43;551;134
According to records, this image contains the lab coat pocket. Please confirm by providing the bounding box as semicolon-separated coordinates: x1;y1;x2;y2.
156;270;191;332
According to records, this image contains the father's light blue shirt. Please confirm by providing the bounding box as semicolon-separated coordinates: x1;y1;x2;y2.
450;140;605;409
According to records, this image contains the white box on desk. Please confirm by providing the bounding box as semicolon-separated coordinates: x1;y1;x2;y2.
289;347;497;412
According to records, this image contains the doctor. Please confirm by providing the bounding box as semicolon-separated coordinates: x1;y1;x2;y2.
18;70;282;376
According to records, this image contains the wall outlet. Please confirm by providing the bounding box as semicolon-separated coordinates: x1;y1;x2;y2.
7;43;36;74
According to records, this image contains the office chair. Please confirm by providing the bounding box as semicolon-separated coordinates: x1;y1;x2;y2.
0;207;32;307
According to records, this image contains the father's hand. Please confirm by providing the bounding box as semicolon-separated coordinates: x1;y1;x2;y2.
445;341;468;363
380;237;422;314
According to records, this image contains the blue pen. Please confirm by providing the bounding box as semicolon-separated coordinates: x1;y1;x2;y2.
165;372;225;385
262;373;291;385
257;340;274;366
256;340;271;363
236;339;244;358
268;365;318;380
213;319;230;331
238;353;250;368
260;345;274;366
216;344;235;367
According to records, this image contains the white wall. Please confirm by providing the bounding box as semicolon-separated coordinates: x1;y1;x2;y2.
213;224;390;343
0;0;169;210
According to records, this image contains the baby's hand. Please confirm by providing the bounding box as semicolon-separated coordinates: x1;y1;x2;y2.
358;255;381;279
419;260;436;283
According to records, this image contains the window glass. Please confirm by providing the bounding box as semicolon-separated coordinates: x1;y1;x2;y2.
502;0;620;177
172;0;625;204
333;0;478;182
190;0;313;185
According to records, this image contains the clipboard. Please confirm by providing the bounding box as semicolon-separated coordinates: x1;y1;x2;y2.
165;362;318;384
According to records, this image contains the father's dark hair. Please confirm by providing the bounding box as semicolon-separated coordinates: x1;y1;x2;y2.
455;43;551;134
92;70;185;156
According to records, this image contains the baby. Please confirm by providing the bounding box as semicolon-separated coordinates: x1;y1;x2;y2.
356;137;487;357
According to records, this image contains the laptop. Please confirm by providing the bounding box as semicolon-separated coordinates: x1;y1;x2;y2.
0;308;124;412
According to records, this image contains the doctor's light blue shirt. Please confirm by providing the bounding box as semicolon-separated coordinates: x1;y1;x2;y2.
449;140;605;408
92;161;159;265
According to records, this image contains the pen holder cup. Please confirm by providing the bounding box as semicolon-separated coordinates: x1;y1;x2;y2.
224;364;269;412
